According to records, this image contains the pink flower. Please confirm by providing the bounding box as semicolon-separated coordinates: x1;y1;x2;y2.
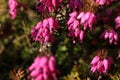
68;0;82;11
28;55;59;80
67;11;85;43
8;0;18;19
91;66;97;73
67;11;96;43
90;56;113;74
100;29;118;45
77;12;96;31
103;59;109;73
31;17;59;44
37;0;62;13
115;16;120;29
97;61;105;74
116;53;120;59
95;0;115;5
90;56;100;66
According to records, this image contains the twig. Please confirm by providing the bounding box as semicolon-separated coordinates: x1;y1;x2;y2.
22;21;32;48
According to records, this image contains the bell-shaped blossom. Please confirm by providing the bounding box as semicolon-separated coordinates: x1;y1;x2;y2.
91;66;97;73
100;29;118;45
95;0;115;5
90;56;113;74
28;55;59;80
31;17;59;44
91;56;100;66
37;0;62;13
67;11;85;43
115;16;120;29
97;61;105;74
68;0;82;11
8;0;18;19
117;53;120;59
77;12;96;31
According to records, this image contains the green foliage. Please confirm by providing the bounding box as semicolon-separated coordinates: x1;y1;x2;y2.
1;0;120;80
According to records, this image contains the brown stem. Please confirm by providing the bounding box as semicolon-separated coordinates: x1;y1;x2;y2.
22;21;32;48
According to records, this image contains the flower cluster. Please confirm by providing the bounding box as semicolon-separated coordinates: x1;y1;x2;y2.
95;0;115;5
31;17;59;44
28;55;59;80
100;29;118;45
68;0;82;11
77;12;96;31
37;0;62;13
67;11;84;43
67;11;96;42
8;0;18;19
115;16;120;29
90;56;113;74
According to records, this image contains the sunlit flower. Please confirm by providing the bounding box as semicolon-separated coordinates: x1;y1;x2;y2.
90;56;113;74
115;16;120;29
8;0;18;19
100;29;118;45
67;11;85;43
77;12;96;31
31;17;59;44
95;0;115;5
28;55;59;80
117;53;120;59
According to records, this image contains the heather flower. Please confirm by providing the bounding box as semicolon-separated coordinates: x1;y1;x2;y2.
37;0;62;13
31;17;59;44
117;53;120;59
28;55;59;80
67;11;85;43
97;60;105;74
95;0;115;5
100;29;118;45
77;12;96;31
67;11;96;42
115;16;120;29
91;56;100;65
68;0;82;11
90;56;113;74
8;0;18;19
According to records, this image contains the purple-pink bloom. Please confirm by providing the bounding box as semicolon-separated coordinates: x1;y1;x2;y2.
95;0;115;5
91;56;100;66
117;53;120;59
28;55;59;80
115;16;120;29
31;17;59;44
8;0;18;19
67;11;85;43
97;60;105;74
37;0;62;13
90;56;113;74
100;29;118;45
67;11;96;43
91;66;97;73
77;12;96;31
103;59;109;73
68;0;82;11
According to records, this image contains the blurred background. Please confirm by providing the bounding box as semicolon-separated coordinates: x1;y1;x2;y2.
1;0;120;80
